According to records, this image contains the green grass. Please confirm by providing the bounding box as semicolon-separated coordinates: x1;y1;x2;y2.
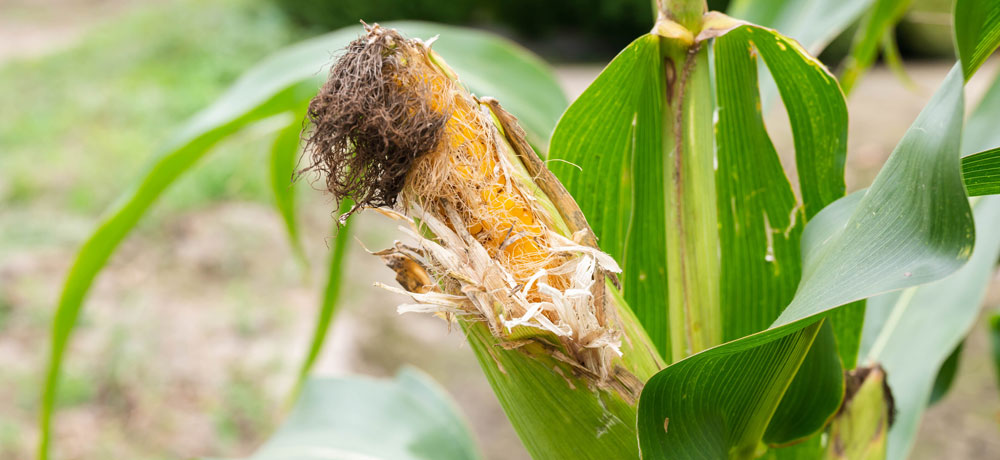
0;0;306;235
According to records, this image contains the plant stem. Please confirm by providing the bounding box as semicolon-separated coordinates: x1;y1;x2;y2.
656;0;707;30
657;10;721;362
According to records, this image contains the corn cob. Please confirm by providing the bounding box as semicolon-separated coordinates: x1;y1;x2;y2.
305;24;663;458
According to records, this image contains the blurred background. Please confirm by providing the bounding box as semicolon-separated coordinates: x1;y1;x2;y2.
0;0;997;459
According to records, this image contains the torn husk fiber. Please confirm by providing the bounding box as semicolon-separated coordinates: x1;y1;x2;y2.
306;24;664;459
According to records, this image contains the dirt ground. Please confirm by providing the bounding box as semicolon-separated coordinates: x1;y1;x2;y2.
1;3;998;460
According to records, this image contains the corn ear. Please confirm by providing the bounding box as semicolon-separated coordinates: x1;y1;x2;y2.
305;24;664;459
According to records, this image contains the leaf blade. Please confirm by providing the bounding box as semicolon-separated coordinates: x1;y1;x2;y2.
727;0;876;55
961;147;1000;196
223;368;482;460
269;113;309;268
38;82;308;460
859;196;1000;460
548;35;671;356
291;200;354;400
839;0;913;94
955;0;1000;80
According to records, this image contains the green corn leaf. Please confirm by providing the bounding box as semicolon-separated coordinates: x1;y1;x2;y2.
989;312;1000;394
759;434;825;459
880;30;920;93
774;65;972;333
291;199;353;401
727;0;876;54
269;112;309;269
38;81;312;460
965;68;1000;153
716;24;850;340
764;321;844;444
726;0;876;110
548;34;671;357
854;59;1000;460
639;66;973;459
716;25;857;447
961;147;1000;196
548;20;854;361
714;27;804;342
839;0;913;95
713;29;846;445
954;0;1000;81
640;320;826;459
745;28;849;222
216;368;482;460
959;70;1000;194
857;196;1000;460
39;21;566;459
928;341;963;405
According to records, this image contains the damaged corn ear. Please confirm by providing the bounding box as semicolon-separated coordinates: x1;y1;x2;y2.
306;24;661;391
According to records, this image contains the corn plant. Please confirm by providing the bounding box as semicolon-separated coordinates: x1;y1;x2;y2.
39;0;1000;459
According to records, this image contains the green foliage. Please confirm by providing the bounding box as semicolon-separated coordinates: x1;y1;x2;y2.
928;342;963;405
727;0;876;54
217;368;482;460
639;321;826;458
960;148;1000;196
269;112;310;267
0;0;301;216
548;35;672;355
839;0;913;94
639;63;974;458
990;312;1000;393
954;0;1000;80
858;196;1000;460
292;199;353;398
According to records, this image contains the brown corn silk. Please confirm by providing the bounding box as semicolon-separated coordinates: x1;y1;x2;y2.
306;24;663;458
